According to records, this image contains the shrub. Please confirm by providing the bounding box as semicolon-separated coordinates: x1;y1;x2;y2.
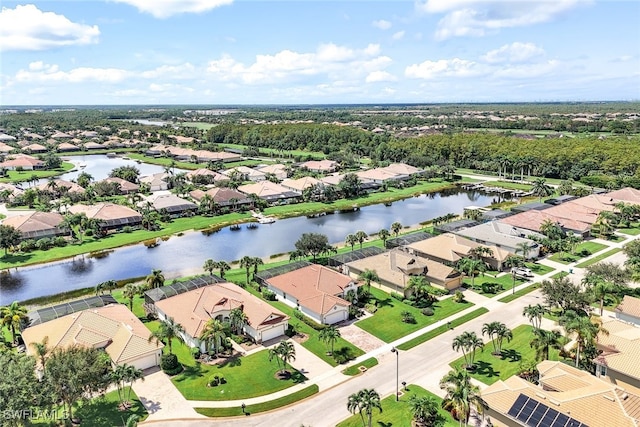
161;354;183;375
209;375;220;387
390;292;404;301
262;290;277;301
402;299;414;306
190;347;201;359
36;238;53;251
293;309;326;330
122;226;133;233
481;282;503;294
454;290;466;303
54;236;67;247
333;347;356;364
20;239;37;252
422;307;435;316
364;303;378;314
401;311;416;324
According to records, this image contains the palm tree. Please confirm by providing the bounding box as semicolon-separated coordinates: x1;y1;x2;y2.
318;325;341;355
378;228;390;248
515;242;532;260
530;328;563;361
452;331;484;370
347;388;383;427
251;256;264;276
239;255;253;285
203;259;216;276
531;178;554;202
503;255;524;293
1;301;28;343
589;280;618;316
358;269;379;294
482;322;512;356
145;269;165;289
407;276;437;306
560;311;608;367
216;260;231;278
199;318;229;356
30;336;50;371
345;234;358;251
440;367;485;427
391;221;402;237
269;341;296;376
123;283;140;311
457;258;485;289
148;317;185;355
229;307;248;335
408;395;445;427
354;230;368;249
522;304;547;329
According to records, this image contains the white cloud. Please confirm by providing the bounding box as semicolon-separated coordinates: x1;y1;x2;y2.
405;58;483;79
372;19;392;30
111;0;233;19
365;71;397;83
481;42;545;64
206;43;390;85
14;63;128;83
0;4;100;51
392;31;405;41
492;60;559;79
140;63;197;79
417;0;590;40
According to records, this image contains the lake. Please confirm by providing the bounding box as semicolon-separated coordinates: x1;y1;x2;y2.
0;189;504;303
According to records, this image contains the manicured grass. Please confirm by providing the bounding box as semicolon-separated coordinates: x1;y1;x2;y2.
575;241;608;255
575;248;623;268
32;387;147;426
497;283;540;303
342;357;379;376
336;385;458;427
356;288;473;343
449;325;560;385
550;271;569;279
492;180;539;191
171;349;307;401
217;143;326;160
194;384;319;417
618;223;640;236
464;274;526;296
548;252;578;264
0;162;75;183
267;300;365;366
525;262;554;276
397;308;490;351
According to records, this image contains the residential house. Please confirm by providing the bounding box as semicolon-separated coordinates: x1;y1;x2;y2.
56;142;80;152
606;187;640;205
344;248;464;293
22;304;163;370
0;133;16;141
0;182;23;202
263;264;357;325
1;211;65;240
36;179;85;196
0;142;15;153
185;168;228;184
140;172;170;191
500;210;592;238
280;176;322;193
22;143;48;153
380;163;424;177
0;154;45;170
68;202;142;231
223;166;266;182
142;194;198;217
299;159;338;173
189;187;253;210
154;283;289;349
50;131;72;139
482;360;639;427
237;181;300;204
256;164;288;180
101;177;140;194
453;221;542;259
405;233;509;270
615;295;640;326
594;318;640;393
83;141;105;150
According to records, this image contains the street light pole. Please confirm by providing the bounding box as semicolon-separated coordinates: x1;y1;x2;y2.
391;347;399;401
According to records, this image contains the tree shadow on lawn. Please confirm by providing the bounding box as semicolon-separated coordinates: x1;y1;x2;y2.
1;253;33;265
473;361;500;380
75;395;144;427
373;296;394;309
217;355;242;368
174;362;204;382
290;369;308;384
501;349;522;363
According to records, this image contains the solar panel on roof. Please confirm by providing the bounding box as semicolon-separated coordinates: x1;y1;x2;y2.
565;421;581;427
508;394;529;417
528;403;549;426
539;408;560;427
553;413;570;427
517;398;540;423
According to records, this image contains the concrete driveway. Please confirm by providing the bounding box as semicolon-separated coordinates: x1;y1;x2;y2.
133;367;206;421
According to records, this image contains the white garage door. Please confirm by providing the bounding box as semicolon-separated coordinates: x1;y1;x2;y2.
129;353;159;370
324;309;347;325
261;325;285;342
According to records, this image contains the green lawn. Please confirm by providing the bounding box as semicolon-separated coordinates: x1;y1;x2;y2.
217;142;327;160
171;349;307;401
356;288;473;343
618;223;640;236
548;241;609;265
194;384;319;417
342;357;379;376
464;274;526;296
397;308;490;351
575;248;623;268
0;162;75;183
336;385;458;427
497;284;540;303
525;262;554;276
450;325;560;385
32;387;147;427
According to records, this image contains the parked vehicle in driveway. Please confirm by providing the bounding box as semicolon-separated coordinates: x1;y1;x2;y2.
511;267;534;278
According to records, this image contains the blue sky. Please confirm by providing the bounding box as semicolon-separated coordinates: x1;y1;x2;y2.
1;0;639;105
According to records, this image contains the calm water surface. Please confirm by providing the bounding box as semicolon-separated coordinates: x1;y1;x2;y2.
0;189;503;303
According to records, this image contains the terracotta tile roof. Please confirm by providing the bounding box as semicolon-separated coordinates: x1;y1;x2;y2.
23;143;47;152
266;264;353;315
22;304;162;365
238;181;300;199
36;179;85;194
500;210;592;233
483;361;638;427
0;142;14;152
102;177;140;193
0;154;44;168
299;159;338;172
595;319;640;381
256;164;287;176
223;166;265;180
380;163;423;175
68;202;142;223
2;211;64;234
154;283;288;339
56;142;80;151
143;194;197;212
185;168;227;181
616;295;640;319
606;187;640;204
281;177;322;192
189;187;250;204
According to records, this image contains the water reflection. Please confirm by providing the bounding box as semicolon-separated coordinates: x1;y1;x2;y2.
0;190;506;303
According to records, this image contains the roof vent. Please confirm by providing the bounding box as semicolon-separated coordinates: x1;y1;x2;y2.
603;394;616;402
535;392;546;399
549;399;561;406
621;393;629;400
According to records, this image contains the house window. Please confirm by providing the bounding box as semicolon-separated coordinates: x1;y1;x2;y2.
598;364;607;377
